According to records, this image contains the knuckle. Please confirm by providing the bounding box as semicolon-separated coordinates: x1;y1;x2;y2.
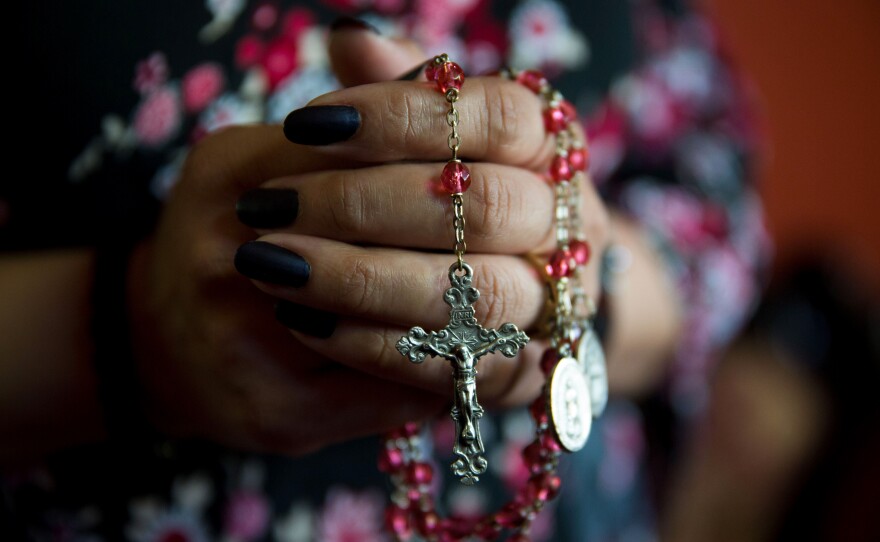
192;238;235;291
476;264;526;329
327;174;369;236
481;82;533;161
179;126;241;192
366;327;404;376
383;91;424;154
177;139;215;194
338;255;384;317
468;169;510;245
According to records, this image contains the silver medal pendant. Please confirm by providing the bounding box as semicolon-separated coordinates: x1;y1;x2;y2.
577;323;608;418
548;356;592;452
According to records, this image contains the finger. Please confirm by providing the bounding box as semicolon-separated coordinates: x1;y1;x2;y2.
291;319;548;410
327;19;426;86
176;124;365;204
240;363;448;455
248;163;557;254
235;234;546;332
189;291;448;455
286;76;557;169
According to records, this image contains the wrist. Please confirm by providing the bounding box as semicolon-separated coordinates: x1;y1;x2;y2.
603;213;684;397
0;250;106;464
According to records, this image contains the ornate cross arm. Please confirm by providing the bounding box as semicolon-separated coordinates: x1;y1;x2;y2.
473;323;530;359
397;328;454;364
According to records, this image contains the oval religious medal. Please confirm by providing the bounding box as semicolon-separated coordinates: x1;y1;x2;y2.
548;356;592;452
577;324;608;418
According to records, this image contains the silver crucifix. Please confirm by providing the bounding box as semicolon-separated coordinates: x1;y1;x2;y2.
397;263;530;484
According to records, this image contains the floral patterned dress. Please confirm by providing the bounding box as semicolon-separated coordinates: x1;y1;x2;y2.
3;1;768;541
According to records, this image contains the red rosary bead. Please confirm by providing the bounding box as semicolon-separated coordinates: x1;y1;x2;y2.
436;61;465;93
406;462;434;486
378;446;405;473
495;503;528;528
569;239;591;266
522;440;547;475
387;423;418;440
528;395;549;429
540;431;562;454
415;510;441;536
401;421;421;436
568;146;590;172
544;107;567;134
406;487;422;502
441;517;478;539
546;248;574;278
549;155;573;183
539;348;560;376
516;69;547;93
385;504;412;539
441;160;471;194
474;519;501;541
560;99;578;123
425;61;439;83
526;472;562;502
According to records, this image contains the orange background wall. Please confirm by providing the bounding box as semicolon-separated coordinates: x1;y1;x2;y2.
707;0;880;290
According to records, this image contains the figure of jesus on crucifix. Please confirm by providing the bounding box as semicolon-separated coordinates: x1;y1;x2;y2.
397;263;530;485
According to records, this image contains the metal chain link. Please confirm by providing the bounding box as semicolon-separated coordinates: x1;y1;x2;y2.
452;194;467;269
550;279;575;356
555;183;570;247
567;171;590;320
568;172;583;237
446;91;461;160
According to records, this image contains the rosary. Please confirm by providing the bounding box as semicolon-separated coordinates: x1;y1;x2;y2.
385;55;608;541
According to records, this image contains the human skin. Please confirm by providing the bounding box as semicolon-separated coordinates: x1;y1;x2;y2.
0;30;682;464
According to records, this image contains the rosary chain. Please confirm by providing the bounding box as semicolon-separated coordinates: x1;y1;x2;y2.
446;83;465;268
452;194;467;269
554;183;571;247
446;89;461;159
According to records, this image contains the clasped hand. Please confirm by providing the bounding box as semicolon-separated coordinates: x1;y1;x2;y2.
128;37;609;456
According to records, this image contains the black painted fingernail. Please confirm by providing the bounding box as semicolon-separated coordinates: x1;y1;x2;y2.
329;16;380;34
236;188;299;229
234;241;310;287
396;60;429;81
275;300;337;338
283;105;361;146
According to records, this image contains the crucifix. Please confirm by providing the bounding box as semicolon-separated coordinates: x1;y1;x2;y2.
397;263;530;485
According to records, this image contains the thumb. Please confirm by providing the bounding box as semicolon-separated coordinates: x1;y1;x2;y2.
327;18;427;87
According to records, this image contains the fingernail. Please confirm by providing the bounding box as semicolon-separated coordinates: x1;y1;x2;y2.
283;105;360;146
396;60;429;81
275;300;337;338
236;188;299;229
234;241;310;287
329;16;380;34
